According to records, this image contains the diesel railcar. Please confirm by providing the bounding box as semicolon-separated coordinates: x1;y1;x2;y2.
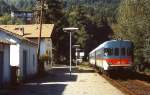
89;40;133;72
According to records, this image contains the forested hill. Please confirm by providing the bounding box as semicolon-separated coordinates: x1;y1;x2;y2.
3;0;35;10
0;0;11;16
0;0;35;16
0;0;121;15
64;0;121;7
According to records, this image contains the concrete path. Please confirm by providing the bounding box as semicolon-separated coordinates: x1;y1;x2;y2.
1;66;125;95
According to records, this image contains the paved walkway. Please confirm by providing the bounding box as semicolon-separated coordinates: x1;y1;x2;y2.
1;66;125;95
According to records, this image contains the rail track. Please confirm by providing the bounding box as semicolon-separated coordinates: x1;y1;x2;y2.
92;67;150;95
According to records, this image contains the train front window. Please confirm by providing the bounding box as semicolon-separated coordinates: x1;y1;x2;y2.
114;48;119;56
104;48;113;56
121;48;126;56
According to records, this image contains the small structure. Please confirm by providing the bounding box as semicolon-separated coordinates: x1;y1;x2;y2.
11;11;33;24
0;28;37;81
0;39;12;87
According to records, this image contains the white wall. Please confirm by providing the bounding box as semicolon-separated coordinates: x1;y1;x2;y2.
10;44;20;66
40;38;52;56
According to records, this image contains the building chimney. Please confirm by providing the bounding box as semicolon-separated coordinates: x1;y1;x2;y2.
20;27;25;36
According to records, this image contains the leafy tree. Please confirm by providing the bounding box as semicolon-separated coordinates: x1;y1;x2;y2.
0;13;24;24
66;5;113;60
34;0;69;64
3;0;35;11
114;0;150;65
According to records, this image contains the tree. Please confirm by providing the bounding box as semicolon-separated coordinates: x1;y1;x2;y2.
34;0;69;64
66;5;113;59
0;13;24;24
114;0;150;65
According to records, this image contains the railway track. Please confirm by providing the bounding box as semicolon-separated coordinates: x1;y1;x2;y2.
92;67;150;95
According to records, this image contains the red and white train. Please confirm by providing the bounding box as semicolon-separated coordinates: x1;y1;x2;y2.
89;40;133;72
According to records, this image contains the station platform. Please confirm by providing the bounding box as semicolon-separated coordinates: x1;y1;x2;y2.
1;65;125;95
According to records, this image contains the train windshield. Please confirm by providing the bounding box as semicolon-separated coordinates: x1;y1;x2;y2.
104;48;113;56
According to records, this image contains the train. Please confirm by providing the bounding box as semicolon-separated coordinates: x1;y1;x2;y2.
89;40;134;73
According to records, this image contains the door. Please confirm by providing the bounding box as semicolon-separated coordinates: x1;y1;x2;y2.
0;51;4;86
23;50;27;79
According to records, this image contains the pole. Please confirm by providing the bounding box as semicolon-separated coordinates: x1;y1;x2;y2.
69;31;72;75
37;0;44;73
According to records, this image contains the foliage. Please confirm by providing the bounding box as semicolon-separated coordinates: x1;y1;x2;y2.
3;0;35;11
114;0;150;64
66;5;113;59
0;14;24;24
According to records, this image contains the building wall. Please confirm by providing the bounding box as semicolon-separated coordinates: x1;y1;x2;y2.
28;38;53;70
0;31;20;67
28;38;53;57
0;31;37;80
40;38;53;70
19;43;37;79
40;38;52;56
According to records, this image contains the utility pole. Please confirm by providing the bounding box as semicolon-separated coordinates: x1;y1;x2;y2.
37;0;44;74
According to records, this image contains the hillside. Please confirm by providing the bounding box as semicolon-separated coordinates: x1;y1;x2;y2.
3;0;36;11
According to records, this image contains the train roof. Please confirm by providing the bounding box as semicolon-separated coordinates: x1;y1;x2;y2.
89;40;132;54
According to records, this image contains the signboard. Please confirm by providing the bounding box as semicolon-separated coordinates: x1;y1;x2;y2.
79;52;84;57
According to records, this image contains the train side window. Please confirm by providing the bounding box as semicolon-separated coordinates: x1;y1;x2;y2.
104;48;108;56
121;48;126;56
104;48;113;56
127;48;132;56
114;48;119;56
109;48;113;56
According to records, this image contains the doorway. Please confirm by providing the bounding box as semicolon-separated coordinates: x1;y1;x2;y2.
0;51;4;86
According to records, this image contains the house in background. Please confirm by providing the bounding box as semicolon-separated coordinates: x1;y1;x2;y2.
0;24;55;70
0;39;12;88
0;28;38;82
11;10;33;24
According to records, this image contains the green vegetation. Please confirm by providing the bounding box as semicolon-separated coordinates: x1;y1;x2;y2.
0;0;35;24
114;0;150;66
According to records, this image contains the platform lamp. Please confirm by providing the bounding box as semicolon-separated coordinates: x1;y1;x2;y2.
63;27;79;75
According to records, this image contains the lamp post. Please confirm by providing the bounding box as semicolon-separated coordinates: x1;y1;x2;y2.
63;27;79;75
73;45;80;67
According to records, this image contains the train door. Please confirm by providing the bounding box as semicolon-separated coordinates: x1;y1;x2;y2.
0;51;4;86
